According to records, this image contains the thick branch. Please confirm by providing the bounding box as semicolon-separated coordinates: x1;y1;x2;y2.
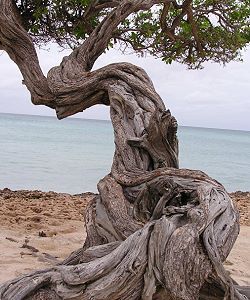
0;0;55;106
48;0;171;90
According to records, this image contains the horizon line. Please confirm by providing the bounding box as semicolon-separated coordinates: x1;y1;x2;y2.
0;111;249;133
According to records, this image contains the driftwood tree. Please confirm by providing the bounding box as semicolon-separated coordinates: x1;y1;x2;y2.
0;0;249;299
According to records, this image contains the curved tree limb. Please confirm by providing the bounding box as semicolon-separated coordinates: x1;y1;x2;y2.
0;0;55;106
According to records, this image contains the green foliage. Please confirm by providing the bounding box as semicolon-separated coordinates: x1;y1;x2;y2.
17;0;100;46
15;0;250;68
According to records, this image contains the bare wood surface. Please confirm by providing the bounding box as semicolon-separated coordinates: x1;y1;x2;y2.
0;0;249;299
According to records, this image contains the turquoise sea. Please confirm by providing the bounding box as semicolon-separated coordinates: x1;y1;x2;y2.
0;113;249;193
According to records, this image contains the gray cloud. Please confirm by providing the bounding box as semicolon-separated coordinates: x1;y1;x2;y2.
0;45;249;130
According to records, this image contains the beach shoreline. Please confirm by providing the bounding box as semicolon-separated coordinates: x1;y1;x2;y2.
0;188;249;285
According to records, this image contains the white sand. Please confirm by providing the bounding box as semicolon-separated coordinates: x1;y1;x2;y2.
0;221;86;282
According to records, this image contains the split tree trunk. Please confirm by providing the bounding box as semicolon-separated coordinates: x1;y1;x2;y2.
0;1;249;299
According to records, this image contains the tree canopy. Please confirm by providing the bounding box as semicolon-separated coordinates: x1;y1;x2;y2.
16;0;250;68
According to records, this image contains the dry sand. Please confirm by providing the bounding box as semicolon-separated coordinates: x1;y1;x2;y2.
0;188;249;285
0;189;95;283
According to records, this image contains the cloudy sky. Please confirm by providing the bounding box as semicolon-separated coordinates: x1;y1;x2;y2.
0;44;249;131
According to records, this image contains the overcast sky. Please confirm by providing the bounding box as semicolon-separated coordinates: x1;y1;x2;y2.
0;45;249;131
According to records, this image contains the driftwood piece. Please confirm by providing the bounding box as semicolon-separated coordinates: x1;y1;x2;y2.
0;0;249;299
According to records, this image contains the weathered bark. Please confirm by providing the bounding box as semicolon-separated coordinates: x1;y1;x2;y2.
0;0;249;299
0;66;247;299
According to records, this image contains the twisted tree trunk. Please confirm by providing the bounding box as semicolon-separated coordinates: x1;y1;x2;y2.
0;62;248;300
0;1;249;299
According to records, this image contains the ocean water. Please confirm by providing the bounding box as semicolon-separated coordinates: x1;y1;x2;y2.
0;113;249;193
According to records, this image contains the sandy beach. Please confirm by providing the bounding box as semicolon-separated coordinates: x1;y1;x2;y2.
0;188;249;285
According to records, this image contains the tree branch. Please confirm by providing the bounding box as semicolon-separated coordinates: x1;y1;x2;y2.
0;0;55;107
56;0;169;74
187;6;203;54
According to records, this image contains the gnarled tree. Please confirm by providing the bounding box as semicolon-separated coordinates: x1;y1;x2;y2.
0;0;249;299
